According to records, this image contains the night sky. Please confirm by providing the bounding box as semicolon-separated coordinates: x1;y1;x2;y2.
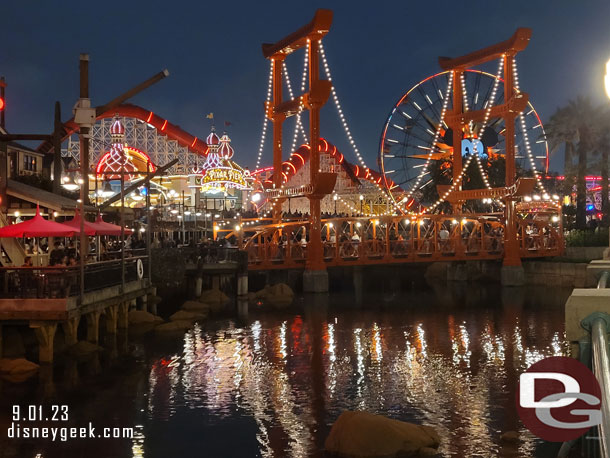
2;0;610;173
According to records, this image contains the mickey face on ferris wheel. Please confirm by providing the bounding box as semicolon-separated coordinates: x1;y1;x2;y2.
378;69;549;206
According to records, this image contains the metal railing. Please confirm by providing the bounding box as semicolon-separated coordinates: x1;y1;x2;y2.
175;246;240;267
0;256;148;299
592;315;610;458
568;275;610;458
589;274;610;457
238;214;563;270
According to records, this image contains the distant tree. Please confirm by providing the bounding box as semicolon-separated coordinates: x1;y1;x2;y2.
545;97;597;229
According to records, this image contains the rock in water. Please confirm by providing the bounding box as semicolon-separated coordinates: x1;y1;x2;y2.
155;321;193;333
169;310;208;322
66;341;102;357
199;288;229;304
255;283;294;308
500;431;519;443
325;411;440;457
128;310;163;324
182;300;210;312
0;358;39;374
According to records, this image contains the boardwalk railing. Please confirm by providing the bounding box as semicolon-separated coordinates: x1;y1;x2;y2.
0;256;149;299
239;214;563;270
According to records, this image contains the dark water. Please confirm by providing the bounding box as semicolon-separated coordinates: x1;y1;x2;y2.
0;282;571;458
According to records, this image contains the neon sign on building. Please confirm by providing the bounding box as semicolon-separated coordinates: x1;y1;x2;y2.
197;167;249;190
189;127;251;192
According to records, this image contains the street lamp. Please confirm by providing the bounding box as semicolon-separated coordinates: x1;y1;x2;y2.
333;193;338;214
359;194;364;215
62;174;80;191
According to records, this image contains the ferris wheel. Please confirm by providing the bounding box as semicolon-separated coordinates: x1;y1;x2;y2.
378;69;549;209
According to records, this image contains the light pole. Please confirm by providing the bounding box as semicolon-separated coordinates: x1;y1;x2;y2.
333;193;338;215
359;194;364;216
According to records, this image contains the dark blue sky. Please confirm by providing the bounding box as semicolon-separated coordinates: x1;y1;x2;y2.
2;0;610;173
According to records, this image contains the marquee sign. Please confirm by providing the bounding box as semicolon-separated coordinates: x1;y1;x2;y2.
193;166;250;191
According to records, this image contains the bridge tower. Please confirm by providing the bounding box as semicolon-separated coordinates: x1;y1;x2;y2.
262;9;337;292
439;28;533;285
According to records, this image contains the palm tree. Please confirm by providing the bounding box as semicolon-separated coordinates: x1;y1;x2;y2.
545;105;578;177
591;107;610;225
545;97;596;229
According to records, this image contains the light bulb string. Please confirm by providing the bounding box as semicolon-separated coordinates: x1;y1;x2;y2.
255;60;274;170
511;56;546;193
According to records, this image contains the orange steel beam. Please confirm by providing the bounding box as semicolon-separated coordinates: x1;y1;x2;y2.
270;80;332;118
451;70;463;194
262;9;334;272
271;56;285;220
439;28;532;269
438;28;531;70
444;94;528;125
262;9;333;58
502;51;521;267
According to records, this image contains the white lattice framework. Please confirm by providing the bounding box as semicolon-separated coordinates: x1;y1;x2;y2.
63;117;201;175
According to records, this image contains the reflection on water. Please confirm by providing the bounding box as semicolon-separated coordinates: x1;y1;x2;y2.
141;284;568;457
0;283;570;458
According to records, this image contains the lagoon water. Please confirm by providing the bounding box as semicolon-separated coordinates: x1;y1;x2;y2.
0;282;571;458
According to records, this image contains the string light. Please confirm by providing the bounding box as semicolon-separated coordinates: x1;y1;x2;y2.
318;41;404;215
300;45;308;93
512;56;546;193
255;60;274;170
319;41;370;174
459;62;506;208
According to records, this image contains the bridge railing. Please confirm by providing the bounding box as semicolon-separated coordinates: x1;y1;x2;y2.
241;213;562;269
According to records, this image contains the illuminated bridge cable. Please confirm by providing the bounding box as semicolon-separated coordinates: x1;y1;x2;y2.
255;60;274;170
319;43;409;215
511;56;546;193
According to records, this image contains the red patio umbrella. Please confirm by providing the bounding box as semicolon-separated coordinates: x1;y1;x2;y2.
0;206;76;238
61;209;98;236
94;214;133;236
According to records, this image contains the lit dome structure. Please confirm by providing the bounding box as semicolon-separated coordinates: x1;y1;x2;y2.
218;133;234;159
110;117;125;136
96;117;156;181
206;127;220;148
190;127;250;193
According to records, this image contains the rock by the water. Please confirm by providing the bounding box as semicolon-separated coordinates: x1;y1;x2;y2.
182;300;210;312
66;341;102;357
170;310;207;322
500;431;519;444
199;288;229;303
0;358;39;375
325;411;440;458
155;320;193;333
129;310;163;324
255;283;294;308
199;288;229;308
